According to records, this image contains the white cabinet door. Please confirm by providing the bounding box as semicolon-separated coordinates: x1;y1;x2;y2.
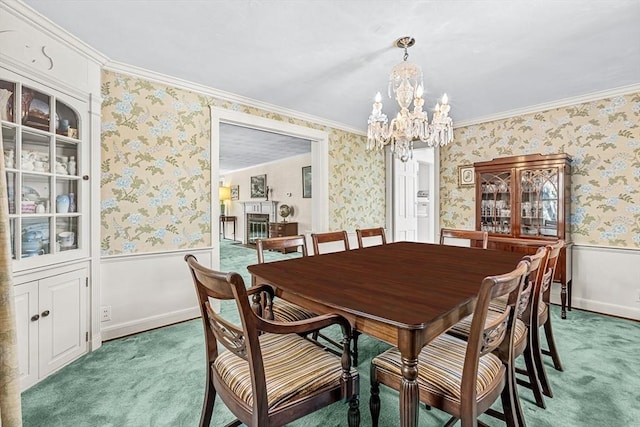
14;281;39;390
38;268;88;377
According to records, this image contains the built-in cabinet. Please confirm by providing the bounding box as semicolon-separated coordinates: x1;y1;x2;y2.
13;266;88;391
1;73;88;270
1;0;102;390
473;153;574;318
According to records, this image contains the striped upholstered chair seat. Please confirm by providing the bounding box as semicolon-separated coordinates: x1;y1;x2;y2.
371;333;504;401
215;333;357;409
271;299;316;322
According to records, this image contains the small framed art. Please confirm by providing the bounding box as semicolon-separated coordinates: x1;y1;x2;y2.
302;166;312;198
458;165;475;187
250;174;267;198
230;185;239;201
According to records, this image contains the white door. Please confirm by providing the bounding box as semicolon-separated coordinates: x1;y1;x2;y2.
14;281;39;390
39;268;88;377
392;157;418;241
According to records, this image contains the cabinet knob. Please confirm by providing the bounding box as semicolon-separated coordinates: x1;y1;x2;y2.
30;314;40;322
41;310;50;317
83;175;89;180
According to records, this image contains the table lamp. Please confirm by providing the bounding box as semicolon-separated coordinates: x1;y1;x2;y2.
219;186;231;216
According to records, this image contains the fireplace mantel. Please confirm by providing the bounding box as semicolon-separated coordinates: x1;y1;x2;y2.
240;201;279;222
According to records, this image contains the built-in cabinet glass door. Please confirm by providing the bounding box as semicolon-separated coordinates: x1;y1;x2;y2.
479;170;512;235
519;168;559;237
1;78;83;264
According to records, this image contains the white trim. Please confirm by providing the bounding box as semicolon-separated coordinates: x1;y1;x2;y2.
0;0;108;66
210;107;330;237
106;60;365;136
572;243;639;253
100;246;214;262
455;84;640;128
100;307;201;341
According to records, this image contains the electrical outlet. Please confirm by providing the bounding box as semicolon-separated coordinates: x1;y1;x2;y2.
101;305;111;322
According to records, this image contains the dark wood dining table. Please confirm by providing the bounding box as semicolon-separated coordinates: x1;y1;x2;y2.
248;241;526;427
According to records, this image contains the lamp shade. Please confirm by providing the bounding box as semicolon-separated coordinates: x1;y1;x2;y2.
219;186;231;201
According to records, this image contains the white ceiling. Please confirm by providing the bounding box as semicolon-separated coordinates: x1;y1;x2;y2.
20;0;640;170
219;124;311;174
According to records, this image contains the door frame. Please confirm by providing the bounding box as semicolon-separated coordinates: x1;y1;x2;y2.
210;107;329;268
386;145;440;243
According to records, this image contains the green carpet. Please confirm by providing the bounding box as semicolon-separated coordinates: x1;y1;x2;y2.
21;240;640;426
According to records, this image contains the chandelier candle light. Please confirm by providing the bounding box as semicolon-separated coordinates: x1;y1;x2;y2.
367;36;453;162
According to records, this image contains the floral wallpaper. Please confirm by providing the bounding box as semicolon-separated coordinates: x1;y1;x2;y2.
101;70;385;255
440;92;640;248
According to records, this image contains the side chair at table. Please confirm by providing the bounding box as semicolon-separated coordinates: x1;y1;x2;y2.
310;230;363;365
517;240;565;401
356;227;387;249
448;245;550;423
440;228;489;249
311;230;350;255
256;235;344;357
184;254;360;427
369;258;531;427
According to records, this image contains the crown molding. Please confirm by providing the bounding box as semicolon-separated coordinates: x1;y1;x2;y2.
104;60;366;136
1;0;108;66
455;83;640;128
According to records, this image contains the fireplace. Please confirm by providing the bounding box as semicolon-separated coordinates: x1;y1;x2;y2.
246;213;270;245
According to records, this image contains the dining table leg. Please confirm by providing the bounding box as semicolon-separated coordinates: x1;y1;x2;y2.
399;333;421;427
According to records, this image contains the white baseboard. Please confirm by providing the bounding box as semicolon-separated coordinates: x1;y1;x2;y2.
101;306;201;341
568;297;639;321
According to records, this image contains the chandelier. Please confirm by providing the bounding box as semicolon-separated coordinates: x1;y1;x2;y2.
367;36;453;162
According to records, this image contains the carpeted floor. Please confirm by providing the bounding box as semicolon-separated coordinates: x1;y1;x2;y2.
21;240;640;426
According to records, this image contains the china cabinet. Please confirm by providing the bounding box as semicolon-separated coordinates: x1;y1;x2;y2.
1;74;88;270
473;153;573;318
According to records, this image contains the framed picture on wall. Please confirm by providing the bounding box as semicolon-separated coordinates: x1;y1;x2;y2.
251;174;267;198
458;165;475;187
302;166;312;198
230;185;239;201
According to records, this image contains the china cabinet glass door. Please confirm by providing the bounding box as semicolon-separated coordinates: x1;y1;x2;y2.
1;77;84;265
479;170;512;235
519;168;559;238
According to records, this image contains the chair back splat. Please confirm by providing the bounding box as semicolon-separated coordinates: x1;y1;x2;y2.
185;254;360;427
356;227;387;249
311;230;350;255
440;228;489;249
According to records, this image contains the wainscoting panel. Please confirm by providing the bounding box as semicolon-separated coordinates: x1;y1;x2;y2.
100;249;213;341
549;245;640;320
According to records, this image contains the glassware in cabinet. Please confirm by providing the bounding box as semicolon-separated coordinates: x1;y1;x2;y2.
479;171;512;235
519;168;559;237
0;80;15;123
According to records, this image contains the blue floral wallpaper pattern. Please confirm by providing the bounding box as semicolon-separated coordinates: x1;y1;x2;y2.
101;70;385;255
440;92;640;248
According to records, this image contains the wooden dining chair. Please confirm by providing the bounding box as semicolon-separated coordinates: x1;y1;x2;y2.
184;254;360;427
519;240;564;401
440;228;489;249
310;230;361;364
256;235;343;355
369;258;530;427
311;230;350;255
356;227;387;249
448;245;549;420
